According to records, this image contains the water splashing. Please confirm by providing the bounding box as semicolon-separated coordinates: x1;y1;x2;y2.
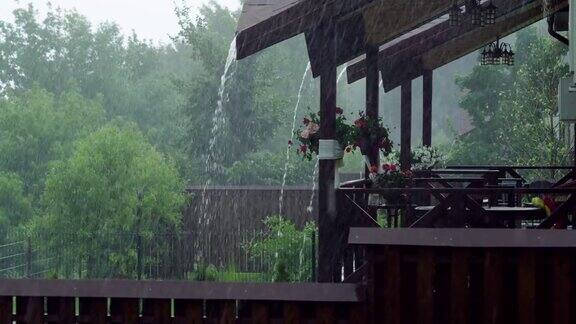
306;159;319;214
199;37;237;251
279;62;311;215
337;64;348;84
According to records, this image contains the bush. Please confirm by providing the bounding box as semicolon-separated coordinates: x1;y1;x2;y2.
246;215;316;282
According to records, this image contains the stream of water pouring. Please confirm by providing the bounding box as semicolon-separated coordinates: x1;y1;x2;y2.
278;62;311;215
337;65;348;84
306;159;319;214
200;37;237;234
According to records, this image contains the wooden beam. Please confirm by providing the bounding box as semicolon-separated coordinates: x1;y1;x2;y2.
316;22;338;283
422;70;433;147
362;0;455;46
401;81;412;171
365;45;380;171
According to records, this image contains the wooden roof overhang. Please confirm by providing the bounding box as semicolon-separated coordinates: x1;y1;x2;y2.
236;0;467;77
346;0;568;91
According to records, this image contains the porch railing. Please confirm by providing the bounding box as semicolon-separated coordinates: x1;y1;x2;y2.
0;279;365;323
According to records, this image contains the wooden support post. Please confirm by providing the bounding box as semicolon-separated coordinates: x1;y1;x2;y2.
401;81;412;171
317;22;338;282
365;44;380;172
422;70;433;147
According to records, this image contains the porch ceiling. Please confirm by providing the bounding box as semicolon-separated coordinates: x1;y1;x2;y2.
346;0;568;92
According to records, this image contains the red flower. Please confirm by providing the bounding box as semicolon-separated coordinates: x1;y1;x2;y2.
354;118;367;129
335;107;344;115
380;138;392;151
369;165;379;174
300;144;308;154
382;164;397;172
303;117;310;125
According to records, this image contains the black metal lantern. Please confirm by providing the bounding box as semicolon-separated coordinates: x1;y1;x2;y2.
449;2;462;26
503;44;515;66
468;0;483;26
480;39;514;66
484;1;498;25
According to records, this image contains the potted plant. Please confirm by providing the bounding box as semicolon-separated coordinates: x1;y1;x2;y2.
370;163;413;205
350;112;393;169
293;107;355;161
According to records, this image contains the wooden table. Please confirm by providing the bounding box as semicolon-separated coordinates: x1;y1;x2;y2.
414;206;546;228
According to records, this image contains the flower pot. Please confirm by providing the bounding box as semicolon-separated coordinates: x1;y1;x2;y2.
318;140;344;160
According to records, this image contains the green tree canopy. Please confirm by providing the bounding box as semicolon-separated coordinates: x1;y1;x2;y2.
40;124;185;277
0;172;34;241
0;87;105;197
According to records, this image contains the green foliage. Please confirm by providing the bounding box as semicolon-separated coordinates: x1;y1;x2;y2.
0;87;105;197
0;172;34;241
176;3;313;183
225;151;315;186
0;4;189;172
186;263;267;282
39;124;185;278
246;215;316;282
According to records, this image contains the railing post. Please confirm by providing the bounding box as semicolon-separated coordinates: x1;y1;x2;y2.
26;236;32;278
137;233;142;280
311;230;316;282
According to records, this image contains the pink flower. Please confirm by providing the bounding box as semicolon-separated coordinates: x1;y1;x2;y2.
354;118;367;129
369;165;379;174
307;122;320;135
335;107;344;115
389;164;398;172
300;129;310;139
300;144;308;154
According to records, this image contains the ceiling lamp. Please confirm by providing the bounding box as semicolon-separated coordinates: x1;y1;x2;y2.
449;2;463;26
467;0;483;26
484;1;498;25
481;38;514;66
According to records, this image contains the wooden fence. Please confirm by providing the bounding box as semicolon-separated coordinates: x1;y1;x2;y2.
350;227;576;324
0;279;365;323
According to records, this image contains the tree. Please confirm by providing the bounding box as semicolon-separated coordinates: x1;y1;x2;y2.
40;124;185;278
176;3;312;183
0;87;105;198
0;172;34;242
450;26;571;178
0;4;190;171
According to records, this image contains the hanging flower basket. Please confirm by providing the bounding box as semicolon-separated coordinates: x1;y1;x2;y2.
350;112;393;167
293;107;355;161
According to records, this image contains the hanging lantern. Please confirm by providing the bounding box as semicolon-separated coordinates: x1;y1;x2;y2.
506;45;515;66
470;7;483;26
484;1;498;25
480;47;488;65
449;3;462;26
480;39;514;66
501;45;511;65
467;0;483;26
